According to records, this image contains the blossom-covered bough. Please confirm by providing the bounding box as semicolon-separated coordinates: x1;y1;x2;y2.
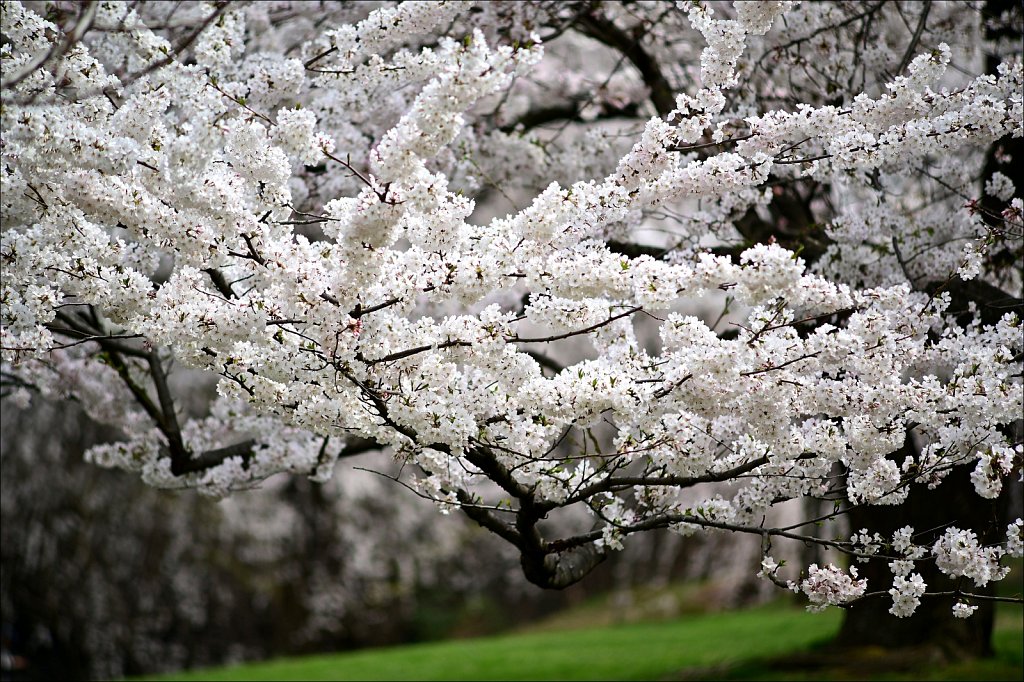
2;0;1021;641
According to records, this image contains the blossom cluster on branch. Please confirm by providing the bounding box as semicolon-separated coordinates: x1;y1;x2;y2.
2;0;1021;618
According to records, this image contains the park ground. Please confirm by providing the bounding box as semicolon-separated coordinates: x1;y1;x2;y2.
141;579;1022;682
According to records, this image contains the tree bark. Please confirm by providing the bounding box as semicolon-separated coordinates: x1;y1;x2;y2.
835;445;1013;658
837;0;1023;654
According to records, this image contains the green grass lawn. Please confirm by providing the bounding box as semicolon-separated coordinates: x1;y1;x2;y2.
140;603;1022;681
685;609;1024;681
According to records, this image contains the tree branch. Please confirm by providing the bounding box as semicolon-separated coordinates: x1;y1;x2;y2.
576;10;675;117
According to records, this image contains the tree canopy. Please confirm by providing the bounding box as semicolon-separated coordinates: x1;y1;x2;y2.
2;0;1021;624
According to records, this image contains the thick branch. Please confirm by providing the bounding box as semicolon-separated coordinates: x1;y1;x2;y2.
456;490;523;547
147;351;191;474
170;439;256;476
464;445;534;500
500;100;641;133
894;2;932;76
203;268;236;299
510;306;642;344
523;542;607;590
560;453;817;507
168;436;382;476
576;11;675;117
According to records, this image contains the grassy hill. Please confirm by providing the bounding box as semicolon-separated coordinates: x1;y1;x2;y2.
140;600;1021;681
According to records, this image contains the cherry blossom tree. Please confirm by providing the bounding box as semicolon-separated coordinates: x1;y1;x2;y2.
2;0;1021;660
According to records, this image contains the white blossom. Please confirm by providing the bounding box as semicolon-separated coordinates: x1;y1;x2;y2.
985;172;1015;202
952;602;979;619
1006;519;1023;559
889;573;926;618
933;528;1009;587
798;564;867;612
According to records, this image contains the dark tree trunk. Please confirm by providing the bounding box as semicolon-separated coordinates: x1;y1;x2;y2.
835;438;1017;659
836;0;1024;657
837;470;1002;657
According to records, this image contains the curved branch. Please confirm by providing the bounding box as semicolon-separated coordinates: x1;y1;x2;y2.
576;11;675;116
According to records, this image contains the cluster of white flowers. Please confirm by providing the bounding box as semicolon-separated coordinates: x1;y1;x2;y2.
524;295;611;334
971;445;1019;499
952;602;979;619
958;241;987;281
2;0;1021;609
985;171;1016;202
757;555;781;581
850;529;885;562
795;564;867;613
888;573;926;618
1006;519;1023;559
194;7;246;68
273;108;335;165
683;3;748;89
734;1;795;36
933;528;1009;587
